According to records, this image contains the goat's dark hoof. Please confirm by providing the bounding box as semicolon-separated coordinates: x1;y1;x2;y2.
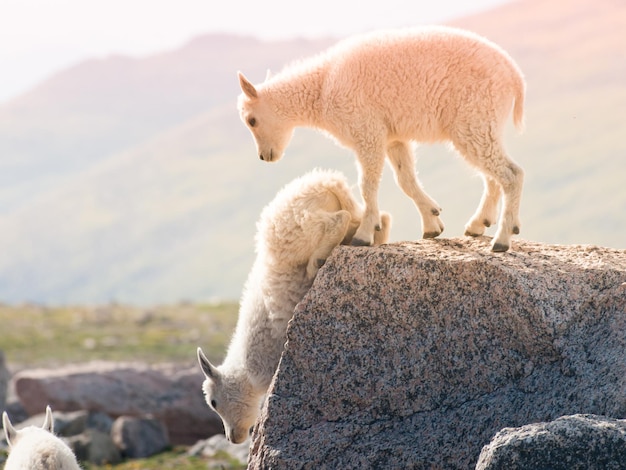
423;231;441;239
491;242;510;252
350;237;371;247
512;226;520;235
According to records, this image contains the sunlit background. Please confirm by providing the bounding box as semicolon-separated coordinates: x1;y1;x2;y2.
0;0;624;305
0;0;505;103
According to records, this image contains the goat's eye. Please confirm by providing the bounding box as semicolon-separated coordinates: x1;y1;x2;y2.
210;399;217;409
248;117;256;127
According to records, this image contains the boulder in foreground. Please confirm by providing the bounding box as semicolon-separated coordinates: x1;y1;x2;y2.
476;414;626;470
249;237;626;469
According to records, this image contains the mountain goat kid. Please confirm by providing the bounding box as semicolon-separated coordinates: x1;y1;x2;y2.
198;169;390;444
3;406;81;470
238;25;525;252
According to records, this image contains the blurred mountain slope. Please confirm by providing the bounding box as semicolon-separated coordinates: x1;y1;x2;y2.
0;0;623;304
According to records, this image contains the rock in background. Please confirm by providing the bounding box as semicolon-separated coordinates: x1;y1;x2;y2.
111;415;169;459
11;362;222;445
249;238;626;469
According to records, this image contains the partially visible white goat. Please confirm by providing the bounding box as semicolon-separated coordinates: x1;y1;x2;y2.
2;406;81;470
198;169;390;444
238;25;525;252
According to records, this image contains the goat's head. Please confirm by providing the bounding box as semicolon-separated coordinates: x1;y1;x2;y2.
197;347;260;444
237;71;294;163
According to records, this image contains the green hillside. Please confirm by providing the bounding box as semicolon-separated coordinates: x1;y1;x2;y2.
0;0;623;304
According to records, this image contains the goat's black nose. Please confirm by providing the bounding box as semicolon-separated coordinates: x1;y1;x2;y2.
259;154;265;161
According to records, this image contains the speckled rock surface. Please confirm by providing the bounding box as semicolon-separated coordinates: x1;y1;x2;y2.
476;414;626;470
248;237;626;469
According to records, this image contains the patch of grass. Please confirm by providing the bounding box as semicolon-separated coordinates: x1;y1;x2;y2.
0;302;239;369
80;448;246;470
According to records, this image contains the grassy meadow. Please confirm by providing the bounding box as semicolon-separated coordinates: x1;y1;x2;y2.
81;447;246;470
0;302;238;369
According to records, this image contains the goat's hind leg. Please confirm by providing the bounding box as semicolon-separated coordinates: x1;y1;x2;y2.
387;141;444;238
306;210;351;280
454;132;523;252
491;156;523;252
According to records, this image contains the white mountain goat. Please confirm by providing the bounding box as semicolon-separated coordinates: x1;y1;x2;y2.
2;406;81;470
238;25;525;252
197;169;390;444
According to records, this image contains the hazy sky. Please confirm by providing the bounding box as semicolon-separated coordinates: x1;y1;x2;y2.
0;0;508;103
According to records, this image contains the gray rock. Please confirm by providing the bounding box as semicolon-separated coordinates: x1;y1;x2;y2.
1;400;27;426
111;415;169;459
86;411;114;435
52;410;89;437
60;411;118;465
188;434;250;465
66;429;122;465
12;362;222;444
50;409;113;437
476;414;626;470
248;238;626;469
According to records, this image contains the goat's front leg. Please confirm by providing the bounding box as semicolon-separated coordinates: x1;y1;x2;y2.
387;140;443;238
351;149;386;246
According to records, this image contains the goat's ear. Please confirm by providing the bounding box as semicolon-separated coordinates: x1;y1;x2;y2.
3;411;17;446
238;71;258;99
42;406;54;433
197;347;220;381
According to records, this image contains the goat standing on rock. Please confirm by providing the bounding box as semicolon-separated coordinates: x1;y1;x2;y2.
198;169;390;444
238;25;525;252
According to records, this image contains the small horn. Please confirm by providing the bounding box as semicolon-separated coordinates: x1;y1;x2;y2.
3;411;17;446
42;405;54;433
197;347;220;381
238;71;258;99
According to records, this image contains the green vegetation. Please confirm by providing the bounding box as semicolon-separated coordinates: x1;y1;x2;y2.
0;302;238;368
81;447;246;470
